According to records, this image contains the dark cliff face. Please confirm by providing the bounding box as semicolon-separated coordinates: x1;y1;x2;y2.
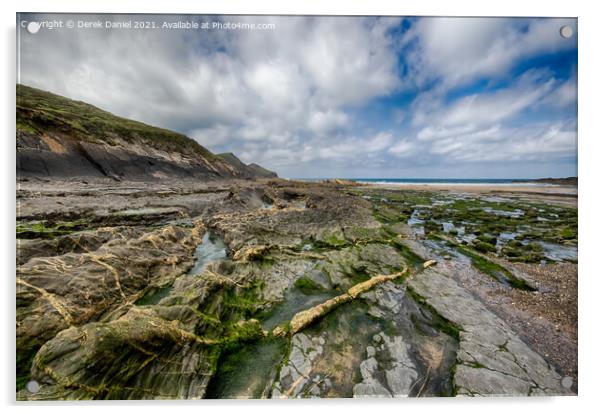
217;153;278;179
16;85;277;181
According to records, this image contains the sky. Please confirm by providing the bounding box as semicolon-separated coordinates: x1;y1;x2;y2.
18;14;578;178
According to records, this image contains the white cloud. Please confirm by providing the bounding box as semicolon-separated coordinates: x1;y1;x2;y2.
406;17;577;90
189;124;232;147
415;70;557;133
388;139;414;157
307;110;348;135
18;14;577;178
20;15;402;150
402;63;576;166
415;122;576;163
539;74;577;109
365;132;394;152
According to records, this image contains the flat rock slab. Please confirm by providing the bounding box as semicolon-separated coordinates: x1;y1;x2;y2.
408;269;572;396
353;332;418;398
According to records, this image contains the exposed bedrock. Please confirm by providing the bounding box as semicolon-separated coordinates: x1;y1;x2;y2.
408;269;570;396
17;222;205;394
16;178;575;399
17;85;277;181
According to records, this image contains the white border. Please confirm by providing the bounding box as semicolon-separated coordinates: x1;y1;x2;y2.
2;1;600;413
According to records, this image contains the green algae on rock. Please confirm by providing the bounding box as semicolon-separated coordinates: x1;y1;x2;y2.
16;178;576;399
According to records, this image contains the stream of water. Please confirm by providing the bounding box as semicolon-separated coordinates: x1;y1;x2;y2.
187;232;227;276
136;232;227;306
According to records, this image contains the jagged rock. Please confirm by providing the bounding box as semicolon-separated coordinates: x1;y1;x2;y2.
360;282;403;314
408;269;570;396
353;380;392;398
321;244;404;289
17;227;127;265
15;165;576;399
233;244;271;262
272;333;326;398
16;223;205;388
352;332;418;398
217;153;277;179
257;259;316;302
20;303;223;400
359;357;379;379
303;269;332;291
454;365;532;396
382;335;418;397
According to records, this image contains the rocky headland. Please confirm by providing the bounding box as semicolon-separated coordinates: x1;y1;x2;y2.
17;85;276;181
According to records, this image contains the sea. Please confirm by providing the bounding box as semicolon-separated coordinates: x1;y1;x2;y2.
295;178;557;186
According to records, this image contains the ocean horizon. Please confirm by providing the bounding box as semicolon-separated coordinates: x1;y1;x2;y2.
291;178;570;186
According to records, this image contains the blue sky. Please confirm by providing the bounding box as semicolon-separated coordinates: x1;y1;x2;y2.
19;15;577;178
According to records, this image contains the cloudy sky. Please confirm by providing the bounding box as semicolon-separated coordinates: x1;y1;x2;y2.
18;14;577;178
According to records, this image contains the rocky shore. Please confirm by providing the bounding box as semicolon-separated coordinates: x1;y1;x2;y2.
16;177;577;399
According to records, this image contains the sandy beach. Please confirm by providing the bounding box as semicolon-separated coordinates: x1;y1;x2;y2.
360;183;578;207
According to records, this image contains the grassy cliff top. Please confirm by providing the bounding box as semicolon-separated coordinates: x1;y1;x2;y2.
16;84;216;160
217;152;246;167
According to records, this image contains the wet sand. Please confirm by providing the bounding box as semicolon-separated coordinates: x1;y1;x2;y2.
361;183;576;194
361;183;578;207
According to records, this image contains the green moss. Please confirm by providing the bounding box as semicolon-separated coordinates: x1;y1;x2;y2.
559;227;577;240
476;234;497;245
406;286;462;341
389;238;425;270
349;269;371;285
466;361;486;369
447;362;459;397
293;277;325;294
343;226;386;244
135;285;173;306
506;240;524;249
424;220;443;235
221;320;265;352
381;318;402;337
432;236;536;291
351;187;577;266
252;305;276;322
473;241;497;253
502;242;544;263
321;231;347;248
371;206;399;224
16;219;89;239
501;246;522;258
253;256;274;270
460;247;534;290
220;279;265;322
205;337;287;398
514;254;545;264
16;336;44;391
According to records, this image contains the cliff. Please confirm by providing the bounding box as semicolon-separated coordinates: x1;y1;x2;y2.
16;84;277;181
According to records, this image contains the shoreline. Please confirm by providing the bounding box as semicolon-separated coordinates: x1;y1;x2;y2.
356;182;578;196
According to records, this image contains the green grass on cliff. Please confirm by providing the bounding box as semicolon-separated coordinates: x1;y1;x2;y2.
16;84;216;159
